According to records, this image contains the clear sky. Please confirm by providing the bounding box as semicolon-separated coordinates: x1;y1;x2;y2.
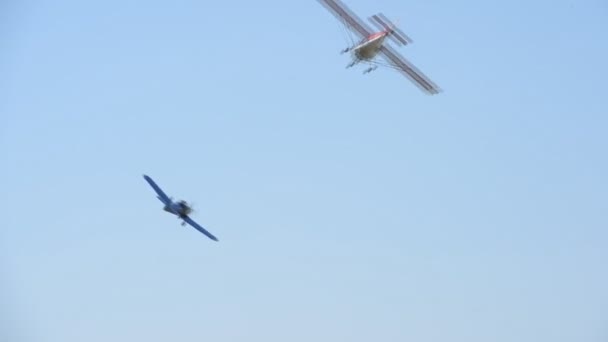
1;0;607;341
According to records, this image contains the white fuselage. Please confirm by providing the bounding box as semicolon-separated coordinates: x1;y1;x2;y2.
352;33;388;60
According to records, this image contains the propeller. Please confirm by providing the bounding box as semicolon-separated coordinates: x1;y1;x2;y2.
368;13;413;46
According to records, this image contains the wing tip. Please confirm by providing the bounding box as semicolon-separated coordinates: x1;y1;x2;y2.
143;174;158;188
205;233;220;242
426;86;443;95
184;216;220;242
206;231;220;242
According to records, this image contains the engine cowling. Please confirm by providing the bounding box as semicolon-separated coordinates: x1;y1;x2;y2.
178;200;192;215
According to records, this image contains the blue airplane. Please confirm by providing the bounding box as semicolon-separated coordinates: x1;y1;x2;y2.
143;174;219;241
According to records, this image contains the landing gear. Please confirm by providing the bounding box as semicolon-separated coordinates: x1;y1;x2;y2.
363;66;378;74
346;60;357;68
340;47;351;54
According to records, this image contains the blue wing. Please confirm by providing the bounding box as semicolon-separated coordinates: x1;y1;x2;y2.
183;216;219;241
143;174;171;205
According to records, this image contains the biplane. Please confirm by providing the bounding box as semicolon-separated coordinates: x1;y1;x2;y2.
317;0;441;95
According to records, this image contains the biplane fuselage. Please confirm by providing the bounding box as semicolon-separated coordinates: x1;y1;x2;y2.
352;32;388;60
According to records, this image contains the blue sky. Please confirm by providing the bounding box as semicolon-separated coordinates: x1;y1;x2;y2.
1;0;607;341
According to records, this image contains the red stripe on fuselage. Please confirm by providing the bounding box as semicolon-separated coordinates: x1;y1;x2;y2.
367;31;387;40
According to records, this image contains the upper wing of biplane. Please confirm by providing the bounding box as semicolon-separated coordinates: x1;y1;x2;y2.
317;0;374;38
183;216;219;241
143;174;171;205
379;44;441;95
